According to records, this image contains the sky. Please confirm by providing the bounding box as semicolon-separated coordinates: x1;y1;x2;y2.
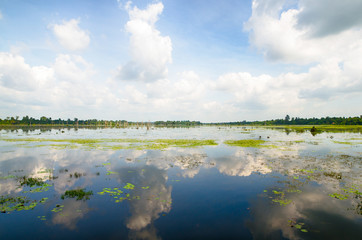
0;0;361;122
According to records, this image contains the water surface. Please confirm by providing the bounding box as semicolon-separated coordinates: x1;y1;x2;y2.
0;127;361;239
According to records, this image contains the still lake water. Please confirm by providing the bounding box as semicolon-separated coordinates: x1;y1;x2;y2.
0;126;361;240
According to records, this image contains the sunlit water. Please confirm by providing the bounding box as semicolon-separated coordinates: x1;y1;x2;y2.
0;127;361;240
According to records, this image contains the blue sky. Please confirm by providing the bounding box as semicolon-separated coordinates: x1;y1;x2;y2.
1;0;361;121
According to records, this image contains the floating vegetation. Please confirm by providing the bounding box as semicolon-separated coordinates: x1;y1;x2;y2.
106;171;117;175
329;193;349;200
265;189;294;206
98;187;123;196
342;186;361;196
51;204;64;213
288;220;308;233
37;215;47;221
19;176;47;187
0;175;16;180
69;172;84;178
98;187;137;203
23;183;52;193
37;169;53;174
123;183;135;190
0;196;48;213
61;189;93;201
265;125;362;133
224;139;272;148
323;171;342;179
329;185;361;201
1;138;218;150
333;141;361;145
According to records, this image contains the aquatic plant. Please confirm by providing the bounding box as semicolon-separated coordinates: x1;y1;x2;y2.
19;176;46;187
329;193;348;200
0;175;16;180
288;220;308;232
1;137;218;150
1;195;48;213
51;204;64;212
224;139;267;148
61;189;93;201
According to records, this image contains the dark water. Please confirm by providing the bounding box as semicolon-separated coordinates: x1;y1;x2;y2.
0;127;361;239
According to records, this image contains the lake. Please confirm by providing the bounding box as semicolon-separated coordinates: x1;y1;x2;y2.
0;126;361;239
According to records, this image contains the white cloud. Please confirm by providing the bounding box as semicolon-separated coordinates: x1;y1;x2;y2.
116;2;172;82
244;0;362;64
212;57;362;118
0;52;54;91
50;19;90;51
297;0;362;37
0;9;3;19
53;54;95;82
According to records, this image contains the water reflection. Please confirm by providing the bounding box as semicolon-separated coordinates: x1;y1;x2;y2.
0;127;361;239
51;199;90;230
247;184;362;240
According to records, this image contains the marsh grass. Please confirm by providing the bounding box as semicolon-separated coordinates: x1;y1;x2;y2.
333;141;362;145
264;125;362;133
1;138;218;150
224;139;276;148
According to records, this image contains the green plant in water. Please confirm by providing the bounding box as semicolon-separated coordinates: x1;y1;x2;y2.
0;175;16;180
288;220;308;232
23;183;52;193
51;204;64;213
123;183;135;190
224;139;267;148
19;176;46;187
0;196;48;213
329;193;349;200
61;189;93;201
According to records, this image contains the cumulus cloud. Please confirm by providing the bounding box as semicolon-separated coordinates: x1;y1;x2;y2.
212;56;362;117
244;0;362;64
50;19;90;51
53;54;95;82
116;2;172;82
297;0;362;37
0;51;121;114
0;52;54;91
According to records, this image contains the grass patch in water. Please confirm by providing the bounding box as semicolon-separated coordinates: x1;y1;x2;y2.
333;141;361;145
1;138;217;150
224;139;276;148
61;189;93;201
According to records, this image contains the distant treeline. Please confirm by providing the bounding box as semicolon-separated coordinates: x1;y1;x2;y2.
211;115;362;126
0;115;361;126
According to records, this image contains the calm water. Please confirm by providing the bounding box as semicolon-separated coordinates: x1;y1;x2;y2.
0;127;361;240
